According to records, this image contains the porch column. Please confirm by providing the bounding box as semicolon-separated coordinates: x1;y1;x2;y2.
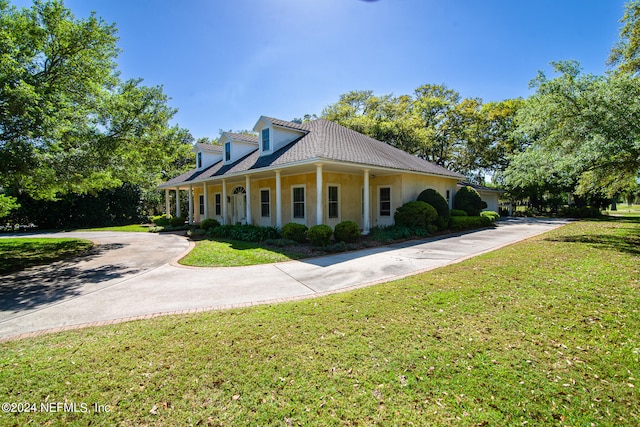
316;163;323;225
165;189;170;219
222;179;228;225
188;185;193;225
245;175;252;225
275;170;282;228
203;182;209;220
363;169;370;235
175;187;181;218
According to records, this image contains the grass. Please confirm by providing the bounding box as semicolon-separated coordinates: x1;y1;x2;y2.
179;239;308;267
0;238;93;274
606;203;640;216
0;218;638;426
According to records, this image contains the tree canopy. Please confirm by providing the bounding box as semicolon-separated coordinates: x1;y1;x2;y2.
0;0;192;214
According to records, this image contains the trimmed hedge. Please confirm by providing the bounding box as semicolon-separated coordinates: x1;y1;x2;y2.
417;189;450;230
151;215;171;227
306;224;333;247
369;225;429;243
450;209;468;217
449;215;493;230
200;218;220;231
454;186;487;216
480;210;500;223
209;224;280;242
282;222;308;243
334;220;361;243
394;201;438;229
170;216;187;227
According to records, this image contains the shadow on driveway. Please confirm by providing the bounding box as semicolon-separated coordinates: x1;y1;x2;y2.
0;243;141;314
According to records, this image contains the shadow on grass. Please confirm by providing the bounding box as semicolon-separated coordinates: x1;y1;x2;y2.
0;243;141;314
545;216;640;256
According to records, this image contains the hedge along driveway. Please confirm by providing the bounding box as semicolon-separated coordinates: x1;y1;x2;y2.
0;218;569;341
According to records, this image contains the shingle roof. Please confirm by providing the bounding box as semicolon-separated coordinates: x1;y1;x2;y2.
195;142;222;153
225;132;259;144
160;118;465;188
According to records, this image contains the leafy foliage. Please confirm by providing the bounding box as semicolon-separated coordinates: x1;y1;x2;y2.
394;201;438;230
608;0;640;74
281;223;308;243
200;218;220;231
368;224;429;243
306;224;333;247
333;220;361;243
450;209;468;217
480;210;500;222
209;224;280;242
417;189;450;229
449;215;493;230
454;186;487;216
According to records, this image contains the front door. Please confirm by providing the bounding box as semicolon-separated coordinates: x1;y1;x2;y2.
231;186;246;224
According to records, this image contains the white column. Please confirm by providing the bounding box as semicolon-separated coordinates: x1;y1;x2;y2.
316;163;323;225
245;175;252;225
222;179;228;225
363;169;370;235
275;170;282;228
188;185;193;225
165;189;170;219
175;188;181;218
203;182;208;220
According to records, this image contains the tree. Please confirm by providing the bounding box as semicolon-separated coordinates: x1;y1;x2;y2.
0;0;192;216
503;61;640;201
608;0;640;74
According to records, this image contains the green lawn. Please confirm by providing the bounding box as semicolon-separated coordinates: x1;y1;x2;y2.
606;203;640;216
179;239;308;267
0;238;93;274
0;218;638;426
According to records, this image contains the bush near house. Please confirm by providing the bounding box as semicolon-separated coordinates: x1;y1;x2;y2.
150;215;171;227
369;225;430;243
394;201;438;230
209;224;280;242
333;220;361;243
480;211;500;222
170;216;187;227
449;215;493;230
450;209;468;217
281;223;308;243
417;188;450;230
306;224;333;247
454;186;487;216
200;218;220;231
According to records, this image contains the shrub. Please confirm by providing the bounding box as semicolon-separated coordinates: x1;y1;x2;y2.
394;201;437;229
450;209;468;217
417;189;450;229
334;220;361;243
454;186;487;216
170;216;187;227
306;224;333;247
151;215;171;227
369;225;429;243
200;218;220;231
480;210;500;223
264;238;298;247
449;215;492;231
282;222;308;243
208;224;280;242
324;241;347;253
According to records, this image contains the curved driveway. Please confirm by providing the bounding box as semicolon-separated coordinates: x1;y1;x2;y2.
0;218;569;341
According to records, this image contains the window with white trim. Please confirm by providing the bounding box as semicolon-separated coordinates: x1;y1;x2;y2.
328;185;339;219
199;195;204;215
292;186;305;219
261;128;270;151
379;187;391;217
215;193;221;216
260;189;270;217
224;142;231;162
197;152;202;168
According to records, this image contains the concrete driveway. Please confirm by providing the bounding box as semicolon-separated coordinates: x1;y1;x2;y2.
0;218;570;341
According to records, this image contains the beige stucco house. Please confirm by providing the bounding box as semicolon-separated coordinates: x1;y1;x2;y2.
158;116;466;234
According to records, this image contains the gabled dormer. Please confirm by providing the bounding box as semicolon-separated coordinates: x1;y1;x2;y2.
193;143;223;171
253;116;308;157
220;132;259;165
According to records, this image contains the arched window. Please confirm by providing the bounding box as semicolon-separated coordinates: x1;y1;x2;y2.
233;186;246;195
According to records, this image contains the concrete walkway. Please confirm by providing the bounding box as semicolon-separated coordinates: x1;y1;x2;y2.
0;218;569;341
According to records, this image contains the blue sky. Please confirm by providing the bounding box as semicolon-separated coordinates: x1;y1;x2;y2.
12;0;628;140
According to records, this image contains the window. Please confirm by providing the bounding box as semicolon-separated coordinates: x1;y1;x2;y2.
215;193;221;216
224;142;231;162
197;152;202;168
261;128;270;151
260;189;270;217
379;187;391;216
446;190;451;207
292;186;305;219
328;185;339;219
199;195;204;215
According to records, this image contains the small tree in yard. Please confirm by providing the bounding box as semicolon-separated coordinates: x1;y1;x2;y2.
394;201;438;230
454;186;487;216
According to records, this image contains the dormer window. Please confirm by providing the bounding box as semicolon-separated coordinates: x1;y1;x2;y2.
197;152;202;168
261;128;270;151
225;142;231;162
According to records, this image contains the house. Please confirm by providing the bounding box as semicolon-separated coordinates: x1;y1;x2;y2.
158;116;466;234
